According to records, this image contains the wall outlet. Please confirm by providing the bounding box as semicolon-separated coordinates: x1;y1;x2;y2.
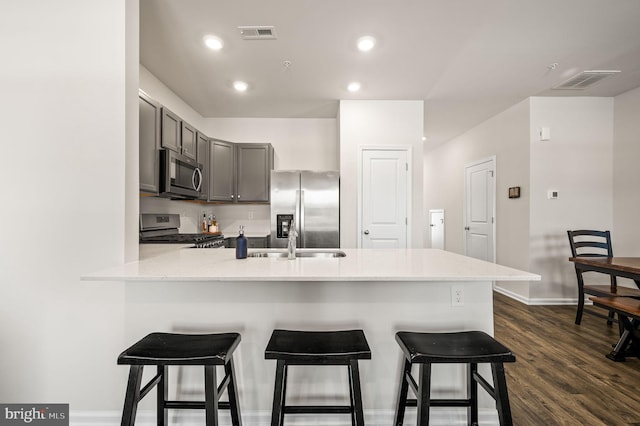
451;285;464;307
248;211;254;220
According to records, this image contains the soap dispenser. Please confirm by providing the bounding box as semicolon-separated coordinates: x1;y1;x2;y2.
236;225;248;259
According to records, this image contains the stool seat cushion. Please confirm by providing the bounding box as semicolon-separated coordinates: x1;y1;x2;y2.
265;329;371;362
395;331;515;364
118;332;241;366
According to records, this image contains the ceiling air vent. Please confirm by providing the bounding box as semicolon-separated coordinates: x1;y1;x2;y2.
552;70;621;90
238;26;277;40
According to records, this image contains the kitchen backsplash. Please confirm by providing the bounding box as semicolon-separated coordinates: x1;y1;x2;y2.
140;197;270;235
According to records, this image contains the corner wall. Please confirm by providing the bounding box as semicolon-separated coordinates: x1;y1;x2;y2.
529;97;613;301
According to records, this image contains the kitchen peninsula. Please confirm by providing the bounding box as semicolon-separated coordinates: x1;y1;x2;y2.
84;248;539;423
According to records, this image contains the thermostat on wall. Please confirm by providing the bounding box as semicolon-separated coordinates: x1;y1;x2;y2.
547;190;559;199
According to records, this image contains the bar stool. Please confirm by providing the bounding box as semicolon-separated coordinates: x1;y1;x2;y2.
394;331;516;426
117;332;242;426
265;329;371;426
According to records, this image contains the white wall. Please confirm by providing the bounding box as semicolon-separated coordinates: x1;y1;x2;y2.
339;100;424;248
0;0;132;409
424;99;532;299
529;97;614;301
613;86;640;257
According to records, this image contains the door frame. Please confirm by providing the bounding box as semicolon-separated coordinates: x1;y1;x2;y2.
463;155;496;262
357;145;413;248
429;208;445;250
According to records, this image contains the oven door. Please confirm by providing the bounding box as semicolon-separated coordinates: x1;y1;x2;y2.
159;149;203;199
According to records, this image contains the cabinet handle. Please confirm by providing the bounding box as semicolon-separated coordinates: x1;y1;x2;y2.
237;195;241;199
230;195;234;199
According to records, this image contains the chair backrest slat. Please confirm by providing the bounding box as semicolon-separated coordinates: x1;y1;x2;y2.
567;230;613;258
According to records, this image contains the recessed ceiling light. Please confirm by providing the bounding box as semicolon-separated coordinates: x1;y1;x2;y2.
347;82;361;92
233;81;249;92
203;35;224;50
357;36;376;52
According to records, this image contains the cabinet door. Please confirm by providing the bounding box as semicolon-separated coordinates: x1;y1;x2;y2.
236;143;274;203
197;132;209;201
139;91;161;194
209;139;236;202
181;121;197;160
161;107;181;152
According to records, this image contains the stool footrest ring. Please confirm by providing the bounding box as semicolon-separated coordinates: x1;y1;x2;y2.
283;405;353;414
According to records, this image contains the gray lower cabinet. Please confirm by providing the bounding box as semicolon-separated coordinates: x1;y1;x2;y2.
139;91;161;194
181;121;197;160
197;132;209;201
225;236;269;248
160;107;181;152
209;141;274;203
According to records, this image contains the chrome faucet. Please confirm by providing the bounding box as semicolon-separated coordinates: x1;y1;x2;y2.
287;221;298;259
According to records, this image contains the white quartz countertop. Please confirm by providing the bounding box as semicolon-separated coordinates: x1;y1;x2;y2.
83;247;540;282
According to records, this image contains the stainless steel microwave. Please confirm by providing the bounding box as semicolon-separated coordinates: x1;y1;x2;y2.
159;149;203;199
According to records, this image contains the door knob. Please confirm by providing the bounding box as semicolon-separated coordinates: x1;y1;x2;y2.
464;226;470;231
364;230;370;235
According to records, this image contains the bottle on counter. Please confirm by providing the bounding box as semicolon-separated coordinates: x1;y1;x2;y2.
201;213;208;233
209;214;218;233
236;225;248;259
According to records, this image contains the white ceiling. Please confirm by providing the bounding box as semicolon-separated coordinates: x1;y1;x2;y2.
140;0;640;145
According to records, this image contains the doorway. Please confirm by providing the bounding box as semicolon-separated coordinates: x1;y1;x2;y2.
464;156;496;262
429;209;445;249
358;147;412;248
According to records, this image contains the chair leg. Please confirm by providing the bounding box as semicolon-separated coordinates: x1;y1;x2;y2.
468;363;478;426
348;359;365;426
393;359;412;426
575;272;585;325
204;365;219;426
121;366;143;426
491;363;513;426
270;360;287;426
417;363;431;426
607;310;615;327
157;366;168;426
348;363;356;426
225;358;243;426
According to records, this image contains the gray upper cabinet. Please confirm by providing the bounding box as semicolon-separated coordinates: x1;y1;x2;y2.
139;91;161;194
209;139;236;202
236;143;274;203
181;121;197;160
160;107;181;152
197;132;210;201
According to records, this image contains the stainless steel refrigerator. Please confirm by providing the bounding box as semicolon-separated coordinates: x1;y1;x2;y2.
270;170;340;248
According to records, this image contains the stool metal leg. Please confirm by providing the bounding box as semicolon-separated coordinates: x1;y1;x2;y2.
416;363;431;426
270;359;287;426
204;365;219;426
348;359;365;426
393;359;411;426
157;366;168;426
491;363;513;426
121;366;143;426
348;363;356;426
225;358;243;426
469;363;478;426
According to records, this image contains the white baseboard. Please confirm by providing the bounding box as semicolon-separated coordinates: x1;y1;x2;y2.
493;286;581;306
70;408;500;425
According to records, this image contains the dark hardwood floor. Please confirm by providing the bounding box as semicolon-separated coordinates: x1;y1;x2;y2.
494;292;640;425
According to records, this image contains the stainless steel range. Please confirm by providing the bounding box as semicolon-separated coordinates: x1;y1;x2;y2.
139;213;225;248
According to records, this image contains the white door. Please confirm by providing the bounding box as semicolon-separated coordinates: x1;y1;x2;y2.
429;209;445;249
464;157;495;262
360;148;409;248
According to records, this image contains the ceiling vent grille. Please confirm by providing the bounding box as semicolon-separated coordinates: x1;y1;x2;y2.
238;26;277;40
552;70;621;90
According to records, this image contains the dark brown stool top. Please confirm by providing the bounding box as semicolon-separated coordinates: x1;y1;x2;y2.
118;332;241;365
395;330;515;363
265;329;371;362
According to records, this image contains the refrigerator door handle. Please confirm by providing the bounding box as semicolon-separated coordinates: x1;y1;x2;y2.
299;190;305;247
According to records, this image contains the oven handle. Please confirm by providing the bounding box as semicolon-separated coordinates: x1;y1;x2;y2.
192;168;203;192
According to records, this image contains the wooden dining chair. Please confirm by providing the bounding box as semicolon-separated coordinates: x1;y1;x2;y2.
567;230;618;326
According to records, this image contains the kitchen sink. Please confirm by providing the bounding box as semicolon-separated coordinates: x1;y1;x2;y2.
247;249;346;258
